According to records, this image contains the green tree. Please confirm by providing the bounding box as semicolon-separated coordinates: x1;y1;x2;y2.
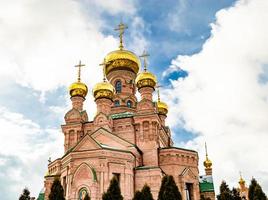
102;176;123;200
141;184;154;200
217;181;233;200
232;188;242;200
84;193;91;200
133;191;143;200
19;188;31;200
158;175;182;200
248;178;267;200
48;178;65;200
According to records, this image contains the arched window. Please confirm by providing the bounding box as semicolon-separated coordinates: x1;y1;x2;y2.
78;188;89;200
127;100;132;108
114;100;120;107
115;80;122;93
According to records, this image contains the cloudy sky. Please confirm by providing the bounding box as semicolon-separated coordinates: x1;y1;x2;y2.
0;0;268;199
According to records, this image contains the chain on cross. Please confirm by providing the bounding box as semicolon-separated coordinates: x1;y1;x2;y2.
115;22;128;50
75;60;85;82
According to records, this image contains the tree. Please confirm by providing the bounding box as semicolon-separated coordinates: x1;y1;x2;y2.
19;188;31;200
158;175;182;200
232;188;242;200
48;178;65;200
133;191;143;200
141;184;154;200
248;178;267;200
102;176;123;200
217;181;233;200
84;193;91;200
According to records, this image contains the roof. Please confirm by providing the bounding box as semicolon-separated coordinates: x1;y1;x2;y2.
110;112;134;119
199;175;215;192
37;188;44;200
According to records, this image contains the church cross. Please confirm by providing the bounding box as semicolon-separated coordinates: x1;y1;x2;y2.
139;50;150;71
156;85;162;102
99;59;108;82
205;142;208;157
75;60;85;82
115;22;128;50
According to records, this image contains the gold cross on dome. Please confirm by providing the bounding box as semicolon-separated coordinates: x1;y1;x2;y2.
115;22;128;50
156;85;162;102
99;59;109;82
139;50;150;71
75;60;85;82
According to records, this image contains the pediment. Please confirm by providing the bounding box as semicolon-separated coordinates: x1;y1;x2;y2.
73;134;102;151
180;167;198;180
64;108;82;123
91;128;134;150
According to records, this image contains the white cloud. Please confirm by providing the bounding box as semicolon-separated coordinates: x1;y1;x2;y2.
0;106;63;199
164;0;268;193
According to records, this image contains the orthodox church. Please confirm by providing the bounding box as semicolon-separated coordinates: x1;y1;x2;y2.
41;23;215;200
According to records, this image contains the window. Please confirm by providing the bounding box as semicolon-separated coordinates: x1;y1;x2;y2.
127;100;132;108
78;187;89;200
115;80;122;93
114;100;120;107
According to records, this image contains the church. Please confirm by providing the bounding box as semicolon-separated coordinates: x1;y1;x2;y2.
41;23;215;200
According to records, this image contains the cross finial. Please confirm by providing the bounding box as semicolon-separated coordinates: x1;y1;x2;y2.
139;50;150;71
75;60;85;82
156;85;162;102
99;59;108;82
48;157;51;163
115;22;128;50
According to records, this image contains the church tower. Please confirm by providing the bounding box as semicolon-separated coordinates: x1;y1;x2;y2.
200;143;215;200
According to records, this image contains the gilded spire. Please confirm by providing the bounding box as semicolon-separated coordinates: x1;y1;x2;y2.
115;22;128;50
239;171;246;185
139;50;150;72
99;59;107;82
75;60;85;82
204;142;212;169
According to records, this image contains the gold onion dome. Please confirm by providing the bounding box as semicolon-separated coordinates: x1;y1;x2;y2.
239;173;246;185
69;61;88;98
203;157;212;169
157;101;168;115
93;81;115;100
135;71;157;89
104;49;141;75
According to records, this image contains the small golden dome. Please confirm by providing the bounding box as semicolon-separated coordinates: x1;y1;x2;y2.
204;157;212;169
157;101;168;115
104;49;141;75
69;82;88;98
135;71;157;89
239;177;246;185
93;81;115;100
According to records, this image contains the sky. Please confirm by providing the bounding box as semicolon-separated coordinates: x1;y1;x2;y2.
0;0;268;199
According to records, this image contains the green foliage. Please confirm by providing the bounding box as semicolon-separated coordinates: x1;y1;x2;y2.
48;178;65;200
84;193;91;200
158;175;182;200
141;184;154;200
133;191;143;200
248;178;267;200
102;176;123;200
232;188;242;200
217;181;233;200
19;188;31;200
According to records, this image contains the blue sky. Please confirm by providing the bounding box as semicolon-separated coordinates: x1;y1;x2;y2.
1;0;268;199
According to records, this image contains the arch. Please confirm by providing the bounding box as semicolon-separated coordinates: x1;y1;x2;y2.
78;186;91;200
126;100;132;108
72;162;97;184
115;80;122;93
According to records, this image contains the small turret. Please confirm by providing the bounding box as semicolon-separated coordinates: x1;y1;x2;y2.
204;143;213;175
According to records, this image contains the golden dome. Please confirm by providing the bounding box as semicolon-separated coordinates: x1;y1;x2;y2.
93;81;115;100
69;82;88;98
104;49;141;75
157;101;168;115
239;177;246;185
135;71;157;89
203;157;212;169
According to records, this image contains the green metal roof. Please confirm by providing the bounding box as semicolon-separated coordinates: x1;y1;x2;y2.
110;112;134;119
199;175;215;192
37;188;45;200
